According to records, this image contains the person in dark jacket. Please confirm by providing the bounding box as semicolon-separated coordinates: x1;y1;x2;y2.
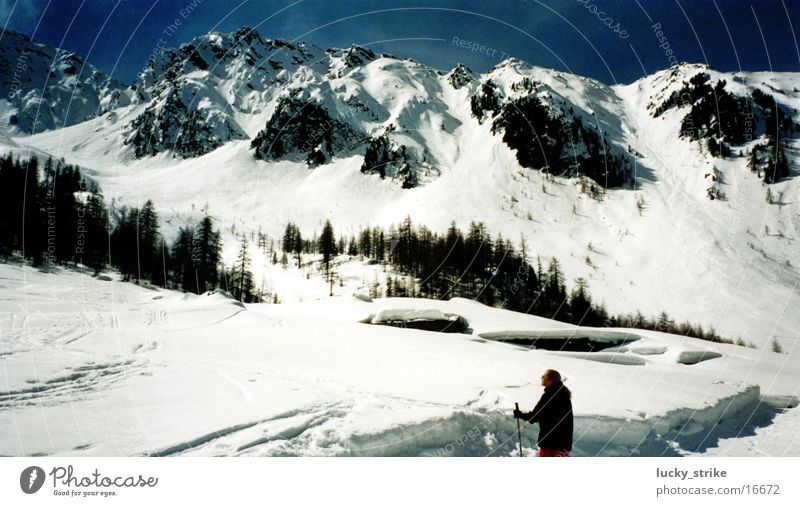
513;369;573;457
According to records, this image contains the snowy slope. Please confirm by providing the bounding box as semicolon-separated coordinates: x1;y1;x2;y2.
0;262;797;457
0;30;128;135
4;28;800;351
613;66;800;348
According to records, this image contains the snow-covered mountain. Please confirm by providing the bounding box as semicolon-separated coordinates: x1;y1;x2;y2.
4;28;800;347
0;30;129;135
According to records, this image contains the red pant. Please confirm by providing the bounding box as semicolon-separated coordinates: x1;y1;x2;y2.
538;448;571;457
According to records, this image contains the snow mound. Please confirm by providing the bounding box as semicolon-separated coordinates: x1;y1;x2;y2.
207;288;236;299
629;345;668;355
373;308;452;323
352;292;373;303
761;395;800;409
676;350;723;365
559;352;647;366
199;288;245;308
368;308;470;333
479;329;641;352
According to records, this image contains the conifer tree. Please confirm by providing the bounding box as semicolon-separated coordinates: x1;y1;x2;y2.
138;199;163;284
542;258;568;320
319;219;337;292
81;192;110;274
195;215;221;292
569;278;595;326
23;156;46;265
358;228;372;258
0;155;16;258
231;236;255;302
110;206;138;280
171;225;196;291
282;222;303;267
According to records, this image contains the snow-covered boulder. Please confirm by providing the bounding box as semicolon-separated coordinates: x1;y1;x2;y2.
479;329;641;351
352;292;373;302
370;308;469;333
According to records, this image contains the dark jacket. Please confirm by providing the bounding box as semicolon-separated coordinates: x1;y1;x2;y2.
520;384;573;451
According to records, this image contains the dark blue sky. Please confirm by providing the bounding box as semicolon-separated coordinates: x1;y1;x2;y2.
2;0;799;85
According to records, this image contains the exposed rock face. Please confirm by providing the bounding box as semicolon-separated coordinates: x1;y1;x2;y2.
250;96;361;166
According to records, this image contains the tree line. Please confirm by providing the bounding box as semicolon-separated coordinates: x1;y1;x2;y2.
0;154;108;270
0;154;256;301
282;216;733;345
1;153;733;344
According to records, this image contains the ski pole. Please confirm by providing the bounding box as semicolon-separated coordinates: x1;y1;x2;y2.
515;402;523;457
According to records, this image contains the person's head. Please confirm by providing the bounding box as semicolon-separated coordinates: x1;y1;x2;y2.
540;369;563;389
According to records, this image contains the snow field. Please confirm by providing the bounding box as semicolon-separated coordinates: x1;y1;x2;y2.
1;262;798;456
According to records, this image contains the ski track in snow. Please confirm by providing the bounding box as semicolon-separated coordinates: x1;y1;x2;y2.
0;262;798;457
0;360;148;409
